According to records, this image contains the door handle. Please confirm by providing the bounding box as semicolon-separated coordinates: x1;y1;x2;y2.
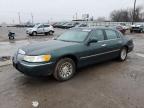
101;44;107;47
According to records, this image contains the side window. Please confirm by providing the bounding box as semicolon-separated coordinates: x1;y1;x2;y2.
90;30;105;41
105;30;118;40
44;25;50;27
38;25;44;28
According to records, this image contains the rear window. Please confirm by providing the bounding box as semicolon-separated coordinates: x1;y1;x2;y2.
44;25;50;27
105;30;118;40
89;30;105;41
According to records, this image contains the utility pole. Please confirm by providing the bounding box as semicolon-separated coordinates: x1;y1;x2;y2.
12;19;15;25
132;0;137;25
31;13;34;24
18;12;21;24
76;13;78;20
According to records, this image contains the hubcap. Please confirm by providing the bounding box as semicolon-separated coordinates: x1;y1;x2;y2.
33;32;36;36
59;62;73;78
49;31;53;35
121;49;127;60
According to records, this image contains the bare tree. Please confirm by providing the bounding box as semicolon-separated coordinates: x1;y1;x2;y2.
96;17;106;22
110;6;144;22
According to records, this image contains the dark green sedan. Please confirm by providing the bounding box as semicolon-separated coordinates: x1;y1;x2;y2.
13;27;134;81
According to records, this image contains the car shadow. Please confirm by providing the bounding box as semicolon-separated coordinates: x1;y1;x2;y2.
18;59;125;85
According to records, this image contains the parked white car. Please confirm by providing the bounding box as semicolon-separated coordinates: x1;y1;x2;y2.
26;24;54;36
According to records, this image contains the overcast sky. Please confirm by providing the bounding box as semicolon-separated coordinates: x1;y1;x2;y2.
0;0;143;24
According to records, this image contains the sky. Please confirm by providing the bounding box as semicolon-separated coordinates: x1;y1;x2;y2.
0;0;143;24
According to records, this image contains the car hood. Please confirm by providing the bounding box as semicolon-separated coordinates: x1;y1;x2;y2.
21;40;79;55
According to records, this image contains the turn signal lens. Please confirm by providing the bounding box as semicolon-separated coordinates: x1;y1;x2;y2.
24;55;51;62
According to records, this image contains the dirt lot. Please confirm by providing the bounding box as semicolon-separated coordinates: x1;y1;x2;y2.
0;28;144;108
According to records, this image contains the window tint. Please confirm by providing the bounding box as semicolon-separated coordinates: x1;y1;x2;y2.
105;30;118;39
90;30;105;41
44;25;50;27
38;25;44;28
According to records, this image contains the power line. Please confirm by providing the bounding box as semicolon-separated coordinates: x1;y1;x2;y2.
31;13;34;24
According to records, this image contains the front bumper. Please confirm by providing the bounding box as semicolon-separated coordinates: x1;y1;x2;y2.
13;55;55;77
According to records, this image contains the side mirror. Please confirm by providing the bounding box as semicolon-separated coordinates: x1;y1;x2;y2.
87;38;98;45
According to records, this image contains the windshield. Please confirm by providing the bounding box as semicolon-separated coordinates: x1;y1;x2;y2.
33;24;41;28
56;30;89;42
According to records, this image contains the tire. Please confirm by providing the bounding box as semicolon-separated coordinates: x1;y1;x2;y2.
32;31;37;36
53;58;76;81
9;36;14;40
119;47;128;61
139;30;142;33
130;30;133;33
45;32;48;36
49;31;54;35
29;34;32;36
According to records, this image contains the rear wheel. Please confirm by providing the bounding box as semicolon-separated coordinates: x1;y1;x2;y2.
53;58;76;81
139;29;142;33
130;30;133;33
9;36;14;40
119;47;128;61
32;31;37;36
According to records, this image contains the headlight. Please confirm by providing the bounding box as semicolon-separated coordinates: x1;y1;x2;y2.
18;49;26;55
23;55;51;62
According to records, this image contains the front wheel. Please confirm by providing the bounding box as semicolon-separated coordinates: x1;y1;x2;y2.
119;47;128;61
9;36;14;40
45;32;48;36
49;31;54;35
53;58;76;81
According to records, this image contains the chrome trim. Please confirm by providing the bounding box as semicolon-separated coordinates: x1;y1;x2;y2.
97;38;121;43
80;49;120;59
20;62;54;67
101;44;107;47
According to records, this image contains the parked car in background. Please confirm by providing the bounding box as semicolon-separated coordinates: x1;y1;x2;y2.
26;24;54;36
130;24;144;33
53;22;67;28
110;25;126;34
120;23;129;30
13;27;134;81
74;23;88;28
61;22;79;29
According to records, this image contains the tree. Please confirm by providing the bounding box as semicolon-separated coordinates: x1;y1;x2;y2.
96;17;106;22
110;6;144;22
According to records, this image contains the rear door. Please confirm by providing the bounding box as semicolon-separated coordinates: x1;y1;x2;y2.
37;25;44;33
44;25;50;32
103;29;123;59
